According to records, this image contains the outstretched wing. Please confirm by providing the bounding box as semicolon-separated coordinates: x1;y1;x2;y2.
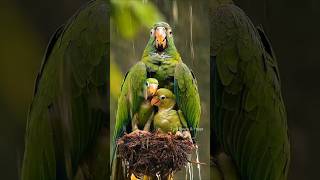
211;4;290;180
174;62;201;139
22;1;109;179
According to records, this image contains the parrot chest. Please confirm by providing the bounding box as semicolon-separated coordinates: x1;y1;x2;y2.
137;100;153;128
153;109;182;133
144;54;179;89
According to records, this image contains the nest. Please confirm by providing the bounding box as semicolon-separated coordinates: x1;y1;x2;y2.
117;131;194;177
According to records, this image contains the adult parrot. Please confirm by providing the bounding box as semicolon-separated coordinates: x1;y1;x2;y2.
210;0;290;180
112;22;201;179
143;22;201;139
151;88;188;134
21;0;109;180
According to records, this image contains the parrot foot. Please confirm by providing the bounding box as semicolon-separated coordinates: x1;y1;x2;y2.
175;131;192;141
175;131;183;137
175;131;192;142
128;129;150;137
182;131;192;141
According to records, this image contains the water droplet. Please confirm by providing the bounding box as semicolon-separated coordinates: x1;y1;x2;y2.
132;40;136;58
187;162;193;180
126;160;130;178
189;4;195;65
156;172;161;180
121;159;130;178
185;165;188;180
121;159;126;177
195;145;202;180
191;162;194;180
172;0;178;23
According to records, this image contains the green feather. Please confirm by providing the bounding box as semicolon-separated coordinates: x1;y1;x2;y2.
174;62;201;138
22;1;109;179
211;3;290;180
153;88;182;133
111;61;148;179
112;61;147;146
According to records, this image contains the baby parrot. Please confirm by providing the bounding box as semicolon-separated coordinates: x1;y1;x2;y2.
112;77;158;179
131;78;159;132
151;88;188;134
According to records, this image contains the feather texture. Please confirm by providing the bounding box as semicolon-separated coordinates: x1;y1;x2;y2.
174;62;201;138
22;1;109;179
211;4;290;180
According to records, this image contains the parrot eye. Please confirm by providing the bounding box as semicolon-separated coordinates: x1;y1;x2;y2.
160;95;166;100
146;82;149;86
150;29;155;36
168;29;173;37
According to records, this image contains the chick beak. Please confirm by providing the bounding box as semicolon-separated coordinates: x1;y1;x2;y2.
155;27;167;51
151;96;160;106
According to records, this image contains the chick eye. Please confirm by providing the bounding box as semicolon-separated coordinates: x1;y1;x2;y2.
150;29;154;36
168;29;173;36
160;95;166;100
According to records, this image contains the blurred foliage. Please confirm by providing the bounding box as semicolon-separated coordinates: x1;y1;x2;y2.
0;1;43;180
111;0;164;39
0;2;41;110
110;58;123;99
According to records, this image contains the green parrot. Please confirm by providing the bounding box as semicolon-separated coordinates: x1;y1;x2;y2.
131;78;159;132
111;76;159;179
142;22;201;138
21;1;109;180
151;88;188;134
112;22;201;179
210;0;290;180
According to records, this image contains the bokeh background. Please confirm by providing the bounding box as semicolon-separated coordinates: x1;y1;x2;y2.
0;0;319;179
234;1;320;179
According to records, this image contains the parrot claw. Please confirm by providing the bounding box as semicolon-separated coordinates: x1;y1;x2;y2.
181;131;192;142
129;129;150;137
175;131;183;137
175;131;192;141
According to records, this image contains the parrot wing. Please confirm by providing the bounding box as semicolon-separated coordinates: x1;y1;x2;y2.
111;61;147;180
177;110;188;128
112;61;147;145
22;1;109;179
211;4;290;180
174;62;201;139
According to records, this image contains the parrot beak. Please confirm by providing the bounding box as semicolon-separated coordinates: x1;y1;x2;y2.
148;84;158;97
151;96;160;106
155;27;167;51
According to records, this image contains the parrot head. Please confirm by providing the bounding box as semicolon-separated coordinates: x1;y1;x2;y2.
144;78;159;100
151;88;176;110
146;22;177;54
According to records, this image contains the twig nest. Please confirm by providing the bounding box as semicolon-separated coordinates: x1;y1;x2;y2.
117;130;194;178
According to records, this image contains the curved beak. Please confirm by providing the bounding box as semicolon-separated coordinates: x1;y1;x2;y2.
147;84;158;97
151;96;160;106
155;27;167;51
